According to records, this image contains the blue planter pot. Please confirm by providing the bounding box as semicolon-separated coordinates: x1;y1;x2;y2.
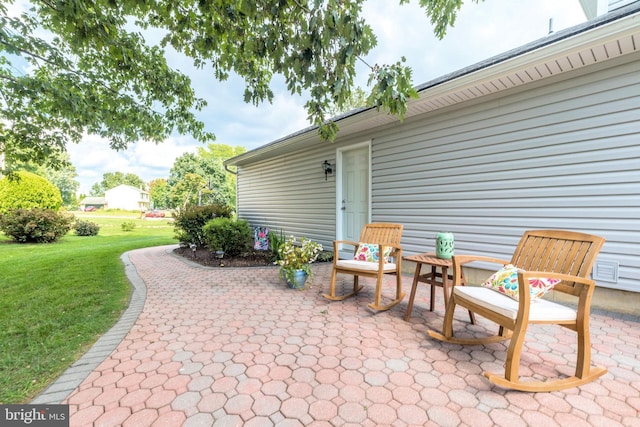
282;269;308;289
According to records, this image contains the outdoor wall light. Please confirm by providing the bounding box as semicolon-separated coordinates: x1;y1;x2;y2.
322;160;333;180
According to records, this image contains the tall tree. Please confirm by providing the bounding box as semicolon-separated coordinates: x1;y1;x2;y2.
197;143;246;207
168;152;231;208
90;171;145;196
197;144;247;162
148;178;170;209
35;161;79;206
167;153;204;188
170;172;207;208
1;0;472;170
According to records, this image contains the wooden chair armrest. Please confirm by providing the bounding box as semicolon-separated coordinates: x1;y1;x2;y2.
334;240;359;246
515;271;596;322
519;271;595;285
384;245;402;263
333;240;360;254
452;254;512;267
377;243;402;252
518;271;595;297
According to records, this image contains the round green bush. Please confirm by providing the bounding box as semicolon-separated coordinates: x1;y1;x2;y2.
0;208;73;243
0;171;63;214
173;203;234;247
203;218;252;256
121;221;136;232
74;219;100;236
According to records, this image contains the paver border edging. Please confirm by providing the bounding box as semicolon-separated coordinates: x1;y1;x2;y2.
30;246;167;404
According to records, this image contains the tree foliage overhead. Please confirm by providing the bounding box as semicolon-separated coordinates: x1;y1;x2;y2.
1;0;475;170
1;0;212;171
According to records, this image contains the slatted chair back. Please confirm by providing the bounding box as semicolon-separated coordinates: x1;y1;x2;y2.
511;230;605;296
360;223;403;255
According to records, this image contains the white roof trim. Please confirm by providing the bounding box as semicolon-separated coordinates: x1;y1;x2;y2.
405;8;640;117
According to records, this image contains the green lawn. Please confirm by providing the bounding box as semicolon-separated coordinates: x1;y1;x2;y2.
0;213;176;403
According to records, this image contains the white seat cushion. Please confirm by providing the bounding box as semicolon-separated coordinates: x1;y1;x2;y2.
453;286;577;322
336;259;397;272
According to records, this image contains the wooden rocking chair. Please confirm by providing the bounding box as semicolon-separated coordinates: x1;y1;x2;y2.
323;223;405;311
428;229;606;392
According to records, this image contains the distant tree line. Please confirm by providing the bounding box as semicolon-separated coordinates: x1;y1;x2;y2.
87;143;245;210
0;143;245;211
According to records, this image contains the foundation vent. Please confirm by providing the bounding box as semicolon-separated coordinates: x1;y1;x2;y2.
592;261;619;283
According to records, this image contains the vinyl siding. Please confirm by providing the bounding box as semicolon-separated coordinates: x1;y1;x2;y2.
235;53;640;292
370;54;639;292
235;141;339;249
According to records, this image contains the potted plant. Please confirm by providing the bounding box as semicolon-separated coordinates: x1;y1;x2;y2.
277;235;323;289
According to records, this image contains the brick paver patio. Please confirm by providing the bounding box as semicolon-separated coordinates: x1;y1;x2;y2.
34;245;640;426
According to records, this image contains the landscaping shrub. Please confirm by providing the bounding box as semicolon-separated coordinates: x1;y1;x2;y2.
202;217;252;256
173;203;233;247
0;208;73;243
0;171;63;214
74;219;100;236
121;221;136;232
316;250;334;263
268;229;286;262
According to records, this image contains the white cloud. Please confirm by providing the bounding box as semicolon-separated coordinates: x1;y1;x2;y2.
69;134;200;194
215;91;310;145
130;137;197;170
66;0;587;195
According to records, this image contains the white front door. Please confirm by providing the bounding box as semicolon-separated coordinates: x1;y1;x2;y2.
339;144;370;257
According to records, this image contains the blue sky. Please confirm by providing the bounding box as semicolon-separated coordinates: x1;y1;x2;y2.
65;0;588;194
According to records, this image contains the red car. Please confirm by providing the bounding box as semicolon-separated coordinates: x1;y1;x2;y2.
84;206;97;212
145;210;165;218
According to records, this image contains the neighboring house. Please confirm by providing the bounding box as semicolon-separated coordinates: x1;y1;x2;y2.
225;4;640;296
79;196;106;211
104;184;150;211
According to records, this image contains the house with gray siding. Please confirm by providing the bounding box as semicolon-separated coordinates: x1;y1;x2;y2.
225;4;640;307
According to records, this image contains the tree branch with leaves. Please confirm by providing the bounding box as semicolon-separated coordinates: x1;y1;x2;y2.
1;0;478;171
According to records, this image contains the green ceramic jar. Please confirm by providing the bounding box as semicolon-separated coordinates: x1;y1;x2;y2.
436;232;455;259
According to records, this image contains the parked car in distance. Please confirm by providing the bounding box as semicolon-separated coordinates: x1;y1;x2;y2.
84;206;97;212
145;210;165;218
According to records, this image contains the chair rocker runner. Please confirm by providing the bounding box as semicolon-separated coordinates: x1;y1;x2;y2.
428;229;607;392
323;223;405;311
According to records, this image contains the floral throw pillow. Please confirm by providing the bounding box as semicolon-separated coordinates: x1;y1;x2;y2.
353;243;392;263
481;264;561;301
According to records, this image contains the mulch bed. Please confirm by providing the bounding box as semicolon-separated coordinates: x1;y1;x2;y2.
173;246;275;268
